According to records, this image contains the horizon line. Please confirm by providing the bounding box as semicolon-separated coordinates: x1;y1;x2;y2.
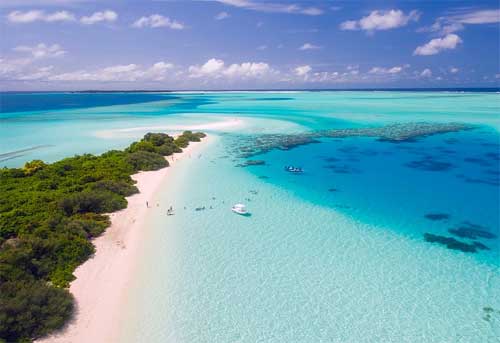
2;87;500;93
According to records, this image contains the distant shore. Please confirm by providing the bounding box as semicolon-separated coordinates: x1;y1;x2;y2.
3;87;499;93
38;135;212;343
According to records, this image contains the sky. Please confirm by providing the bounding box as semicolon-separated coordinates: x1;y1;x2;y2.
0;0;499;91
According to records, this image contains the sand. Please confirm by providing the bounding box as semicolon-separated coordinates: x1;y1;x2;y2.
38;136;211;343
94;117;244;139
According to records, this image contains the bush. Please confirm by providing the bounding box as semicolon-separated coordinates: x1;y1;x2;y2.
64;214;110;238
126;151;168;171
59;190;127;215
23;160;47;176
0;281;74;342
174;136;189;148
156;143;181;156
181;131;206;142
125;140;156;153
143;133;173;146
90;180;138;197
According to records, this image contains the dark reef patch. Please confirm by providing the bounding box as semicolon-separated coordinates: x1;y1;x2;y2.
436;148;456;154
338;146;358;153
463;177;499;186
448;222;497;240
405;158;454;172
423;233;477;253
323;157;341;162
425;213;450;221
485;152;500;161
463;157;492;167
481;142;500;148
230;122;473;158
324;164;361;174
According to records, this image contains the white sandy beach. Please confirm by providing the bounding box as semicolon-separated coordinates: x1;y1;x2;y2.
38;135;212;343
94;117;244;139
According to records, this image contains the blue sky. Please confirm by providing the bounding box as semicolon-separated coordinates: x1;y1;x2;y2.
0;0;499;90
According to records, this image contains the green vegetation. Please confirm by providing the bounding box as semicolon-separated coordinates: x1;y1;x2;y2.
0;131;205;342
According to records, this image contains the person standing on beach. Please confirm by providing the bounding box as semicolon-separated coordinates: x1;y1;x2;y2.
146;201;149;208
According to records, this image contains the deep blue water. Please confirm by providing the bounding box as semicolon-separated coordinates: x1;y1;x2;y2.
0;92;176;113
239;127;500;265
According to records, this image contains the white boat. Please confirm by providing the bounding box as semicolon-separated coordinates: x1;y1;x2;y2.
284;165;304;173
231;203;248;215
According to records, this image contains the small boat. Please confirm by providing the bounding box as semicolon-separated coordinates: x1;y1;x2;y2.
284;165;304;173
231;203;249;215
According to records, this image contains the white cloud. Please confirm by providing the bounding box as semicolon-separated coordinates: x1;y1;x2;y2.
302;7;323;16
45;10;75;22
188;58;273;79
80;10;117;25
450;67;459;74
369;66;404;74
0;57;32;77
49;61;174;82
340;9;419;32
256;45;267;50
299;43;321;50
294;65;312;76
309;71;340;82
450;9;500;24
17;66;54;80
7;9;121;25
101;64;138;74
419;19;464;35
420;9;499;35
215;11;230;20
414;34;462;56
215;0;323;16
7;9;75;23
188;58;225;78
132;14;184;29
13;43;66;59
224;62;271;78
420;68;432;77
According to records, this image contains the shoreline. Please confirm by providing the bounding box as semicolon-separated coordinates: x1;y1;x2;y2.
38;135;212;343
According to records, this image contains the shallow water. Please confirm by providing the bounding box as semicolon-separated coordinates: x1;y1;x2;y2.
1;91;499;341
122;137;499;342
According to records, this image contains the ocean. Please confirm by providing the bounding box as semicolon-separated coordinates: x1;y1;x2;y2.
1;91;499;342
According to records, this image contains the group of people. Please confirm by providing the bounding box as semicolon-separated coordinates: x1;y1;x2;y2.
146;201;175;216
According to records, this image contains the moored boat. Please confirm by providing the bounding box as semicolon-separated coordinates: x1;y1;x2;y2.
231;203;249;215
284;165;304;173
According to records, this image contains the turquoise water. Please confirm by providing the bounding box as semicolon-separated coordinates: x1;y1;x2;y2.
1;91;499;341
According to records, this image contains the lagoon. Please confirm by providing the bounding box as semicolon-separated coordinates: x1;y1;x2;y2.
2;91;499;342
